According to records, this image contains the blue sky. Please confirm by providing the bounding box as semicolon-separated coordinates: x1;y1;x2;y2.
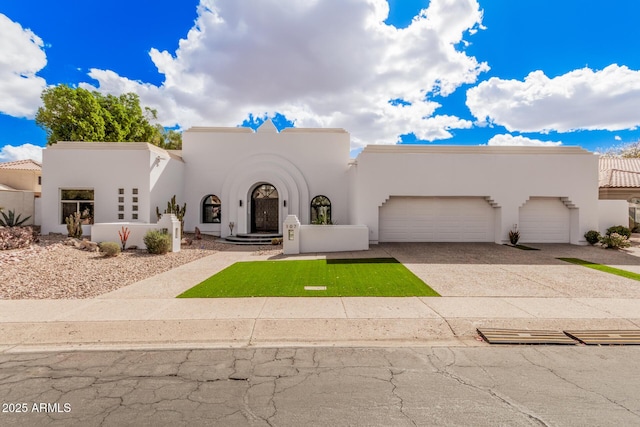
1;0;639;161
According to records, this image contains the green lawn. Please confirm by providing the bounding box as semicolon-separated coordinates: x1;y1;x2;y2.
177;258;440;298
558;257;640;281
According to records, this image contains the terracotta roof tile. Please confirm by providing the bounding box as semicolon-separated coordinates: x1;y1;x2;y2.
599;157;640;188
0;159;42;171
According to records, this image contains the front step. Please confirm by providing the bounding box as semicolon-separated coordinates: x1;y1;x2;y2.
224;233;282;245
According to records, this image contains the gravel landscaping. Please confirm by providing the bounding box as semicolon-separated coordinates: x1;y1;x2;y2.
0;233;281;299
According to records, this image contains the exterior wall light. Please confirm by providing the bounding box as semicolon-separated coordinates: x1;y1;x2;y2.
239;200;243;207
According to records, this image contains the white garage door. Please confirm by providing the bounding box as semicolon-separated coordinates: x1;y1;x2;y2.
379;197;496;242
519;197;570;243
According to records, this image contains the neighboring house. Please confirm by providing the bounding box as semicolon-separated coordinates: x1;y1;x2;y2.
41;120;614;245
599;157;640;229
0;159;42;225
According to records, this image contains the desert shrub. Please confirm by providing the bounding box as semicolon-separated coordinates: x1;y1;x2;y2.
599;232;631;249
143;229;171;254
606;225;631;239
0;226;36;250
508;227;520;245
99;241;121;257
271;237;283;245
584;230;601;245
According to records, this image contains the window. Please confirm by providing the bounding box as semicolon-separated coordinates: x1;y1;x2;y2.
118;188;124;195
118;214;124;220
61;189;94;224
132;197;138;203
132;188;138;195
132;205;138;211
118;205;124;212
132;213;138;220
118;197;124;203
38;176;42;185
311;195;332;224
202;195;221;223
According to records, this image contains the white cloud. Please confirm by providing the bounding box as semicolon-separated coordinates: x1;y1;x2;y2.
0;143;43;162
615;135;622;141
467;64;640;133
487;134;562;147
82;0;488;148
0;14;47;118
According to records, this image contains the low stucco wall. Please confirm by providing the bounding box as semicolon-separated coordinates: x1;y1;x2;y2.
598;200;629;233
91;215;181;251
299;225;369;253
91;223;157;249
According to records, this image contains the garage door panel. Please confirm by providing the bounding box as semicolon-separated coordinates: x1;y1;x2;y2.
519;197;570;243
379;197;495;242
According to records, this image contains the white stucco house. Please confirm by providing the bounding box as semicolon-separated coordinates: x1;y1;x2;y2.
41;119;622;246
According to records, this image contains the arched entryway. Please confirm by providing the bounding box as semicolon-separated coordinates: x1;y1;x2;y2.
251;184;279;233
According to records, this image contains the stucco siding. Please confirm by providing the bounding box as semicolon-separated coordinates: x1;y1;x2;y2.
182;125;350;236
353;146;599;244
41;143;179;235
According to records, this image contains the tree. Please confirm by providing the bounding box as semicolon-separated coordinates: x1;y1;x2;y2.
35;85;181;149
602;140;640;157
619;141;640;158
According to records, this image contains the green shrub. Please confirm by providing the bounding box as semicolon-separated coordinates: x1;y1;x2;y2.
271;237;283;245
599;232;631;249
99;241;121;257
606;225;631;239
143;229;171;254
584;230;601;245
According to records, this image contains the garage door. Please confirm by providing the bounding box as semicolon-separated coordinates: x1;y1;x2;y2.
519;197;570;243
379;197;496;242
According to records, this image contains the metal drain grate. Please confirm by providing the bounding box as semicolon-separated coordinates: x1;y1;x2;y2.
477;328;577;345
564;330;640;345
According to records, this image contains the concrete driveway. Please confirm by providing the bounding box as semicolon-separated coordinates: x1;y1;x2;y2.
381;242;640;298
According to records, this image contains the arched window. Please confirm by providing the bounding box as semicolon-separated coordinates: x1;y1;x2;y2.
202;195;221;223
311;195;331;224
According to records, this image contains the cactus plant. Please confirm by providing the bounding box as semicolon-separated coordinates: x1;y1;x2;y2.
156;195;186;236
65;212;83;238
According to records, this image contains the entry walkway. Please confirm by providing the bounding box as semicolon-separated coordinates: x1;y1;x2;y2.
1;244;640;352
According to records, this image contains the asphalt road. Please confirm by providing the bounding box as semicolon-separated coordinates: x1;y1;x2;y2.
1;346;639;426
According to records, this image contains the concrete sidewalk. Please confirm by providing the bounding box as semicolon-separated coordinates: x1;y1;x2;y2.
1;245;640;352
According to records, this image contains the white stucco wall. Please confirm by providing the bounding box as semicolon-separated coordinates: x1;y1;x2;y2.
91;214;181;252
150;152;185;223
91;222;158;249
598;200;629;234
299;225;369;253
182;122;350;236
41;142;184;235
351;146;599;245
282;215;369;254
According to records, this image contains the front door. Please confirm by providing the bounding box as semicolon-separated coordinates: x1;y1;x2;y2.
251;184;279;233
